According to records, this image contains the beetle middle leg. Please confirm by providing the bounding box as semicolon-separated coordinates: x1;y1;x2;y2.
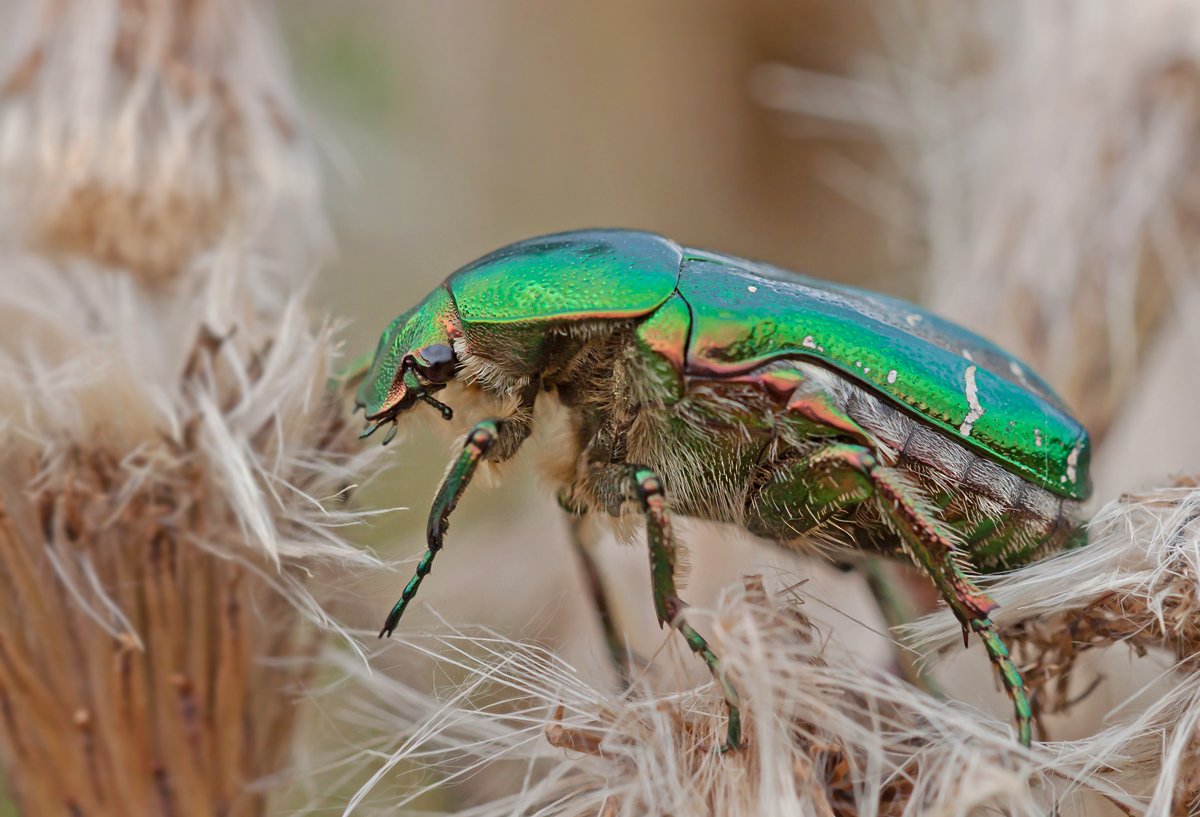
558;492;632;687
578;463;743;752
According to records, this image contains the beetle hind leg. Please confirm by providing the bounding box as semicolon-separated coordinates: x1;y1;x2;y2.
869;464;1032;746
750;441;1032;747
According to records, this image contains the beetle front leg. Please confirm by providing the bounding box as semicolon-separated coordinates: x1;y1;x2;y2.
380;419;506;638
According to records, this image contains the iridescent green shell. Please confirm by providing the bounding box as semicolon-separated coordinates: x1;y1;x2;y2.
676;252;1091;501
383;229;1091;501
448;231;682;323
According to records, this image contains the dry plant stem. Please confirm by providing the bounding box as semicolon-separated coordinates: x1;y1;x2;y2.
0;325;358;815
0;484;314;816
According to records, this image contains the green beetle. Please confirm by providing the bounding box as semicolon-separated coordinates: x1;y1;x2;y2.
355;229;1090;751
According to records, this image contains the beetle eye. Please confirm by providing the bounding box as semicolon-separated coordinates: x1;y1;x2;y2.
414;344;458;383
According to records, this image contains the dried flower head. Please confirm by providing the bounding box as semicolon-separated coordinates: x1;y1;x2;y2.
0;0;326;283
0;242;384;814
0;0;379;813
326;576;1161;817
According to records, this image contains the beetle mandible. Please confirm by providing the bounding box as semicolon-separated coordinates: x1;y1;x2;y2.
355;229;1091;751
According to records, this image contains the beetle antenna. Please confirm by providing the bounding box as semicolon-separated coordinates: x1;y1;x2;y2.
418;391;453;421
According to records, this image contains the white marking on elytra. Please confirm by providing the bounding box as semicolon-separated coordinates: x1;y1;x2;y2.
887;369;897;384
818;345;825;352
747;285;757;293
863;368;870;374
1009;361;1024;378
958;365;985;436
962;349;974;362
1034;429;1042;447
1066;437;1083;483
855;360;862;368
802;335;816;349
905;314;922;327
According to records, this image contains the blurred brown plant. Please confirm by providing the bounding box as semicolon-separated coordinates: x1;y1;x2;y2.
0;0;326;283
0;0;377;814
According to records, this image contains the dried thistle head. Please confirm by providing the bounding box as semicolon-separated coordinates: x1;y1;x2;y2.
0;244;384;815
325;576;1152;817
0;0;382;811
910;479;1200;813
0;0;326;283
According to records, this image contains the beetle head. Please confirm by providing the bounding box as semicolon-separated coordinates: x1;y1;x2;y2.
355;285;463;443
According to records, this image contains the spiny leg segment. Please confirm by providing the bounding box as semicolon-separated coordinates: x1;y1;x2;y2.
778;442;1032;747
753;445;940;696
379;419;502;638
868;460;1032;746
584;464;742;751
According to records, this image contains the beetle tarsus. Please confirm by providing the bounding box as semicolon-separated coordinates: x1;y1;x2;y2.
627;464;743;752
379;602;403;638
972;618;1033;747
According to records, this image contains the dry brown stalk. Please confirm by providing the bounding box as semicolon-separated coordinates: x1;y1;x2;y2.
0;0;375;814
